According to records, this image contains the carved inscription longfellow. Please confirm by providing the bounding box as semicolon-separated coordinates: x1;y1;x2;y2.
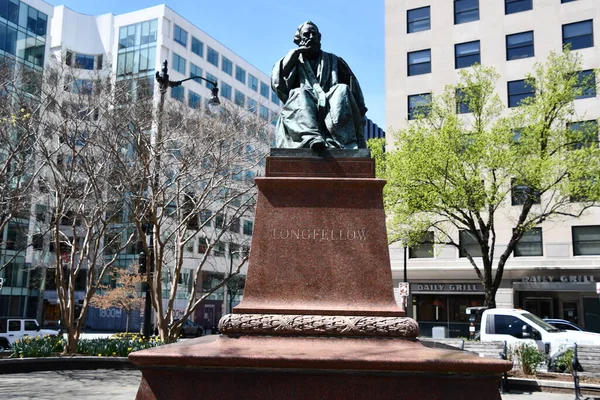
269;228;368;241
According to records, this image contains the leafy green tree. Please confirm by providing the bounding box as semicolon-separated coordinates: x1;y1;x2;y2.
372;51;600;307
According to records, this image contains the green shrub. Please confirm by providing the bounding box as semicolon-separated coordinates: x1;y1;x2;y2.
10;334;163;358
515;344;546;375
553;348;575;374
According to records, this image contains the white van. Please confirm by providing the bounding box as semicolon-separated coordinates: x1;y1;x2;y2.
0;318;59;349
479;308;600;358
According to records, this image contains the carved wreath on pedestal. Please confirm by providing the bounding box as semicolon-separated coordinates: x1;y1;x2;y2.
218;314;419;338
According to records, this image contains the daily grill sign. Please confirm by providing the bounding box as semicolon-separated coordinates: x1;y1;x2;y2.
521;275;598;283
411;283;484;293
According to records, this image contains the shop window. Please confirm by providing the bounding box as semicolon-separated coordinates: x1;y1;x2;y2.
572;225;600;255
409;231;434;258
514;228;543;256
459;230;483;258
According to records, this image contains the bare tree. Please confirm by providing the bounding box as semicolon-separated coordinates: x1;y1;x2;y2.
109;90;270;342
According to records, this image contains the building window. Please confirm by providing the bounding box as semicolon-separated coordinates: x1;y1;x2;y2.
189;91;201;109
567;120;598;150
191;37;203;57
207;47;219;67
172;53;186;74
456;89;471;114
234;90;245;107
514;228;543;256
507;79;534;108
260;81;270;99
407;6;430;33
174;24;187;47
459;230;483;258
171;86;184;102
243;220;253;236
259;105;269;121
455;40;480;69
213;241;225;257
572;226;600;255
574;70;596;99
221;56;232;75
235;66;246;84
562;0;577;2
247;98;257;114
190;63;202;81
271;91;280;105
220;82;232;100
505;0;532;15
205;73;217;89
248;74;258;91
506;31;534;60
454;0;479;24
511;180;541;205
563;20;594;50
409;231;434;258
408;93;431;120
407;49;431;76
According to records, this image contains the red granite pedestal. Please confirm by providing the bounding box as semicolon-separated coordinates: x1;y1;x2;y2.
129;150;512;400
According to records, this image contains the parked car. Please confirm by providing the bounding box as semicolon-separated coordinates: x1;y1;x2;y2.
543;318;584;332
173;318;204;338
0;318;60;349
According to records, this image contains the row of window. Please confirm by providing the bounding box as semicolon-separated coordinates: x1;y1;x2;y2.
0;0;48;37
172;24;280;106
0;20;45;69
170;80;275;124
407;19;594;77
408;0;581;33
409;225;600;259
408;69;596;119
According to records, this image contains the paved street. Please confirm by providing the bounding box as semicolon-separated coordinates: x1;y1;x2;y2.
0;369;598;399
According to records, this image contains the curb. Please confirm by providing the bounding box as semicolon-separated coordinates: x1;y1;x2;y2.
507;377;600;394
0;356;137;374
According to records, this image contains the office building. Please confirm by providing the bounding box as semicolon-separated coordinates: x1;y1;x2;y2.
386;0;600;336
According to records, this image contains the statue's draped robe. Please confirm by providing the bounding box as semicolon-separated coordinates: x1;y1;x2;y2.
272;51;368;149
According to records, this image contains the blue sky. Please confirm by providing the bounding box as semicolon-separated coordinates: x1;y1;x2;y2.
46;0;387;129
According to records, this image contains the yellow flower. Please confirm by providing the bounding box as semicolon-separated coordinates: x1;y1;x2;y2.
112;352;116;356
25;340;30;344
127;348;132;351
139;339;143;343
98;354;102;357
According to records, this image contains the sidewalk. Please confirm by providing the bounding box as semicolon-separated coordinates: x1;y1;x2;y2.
0;369;598;399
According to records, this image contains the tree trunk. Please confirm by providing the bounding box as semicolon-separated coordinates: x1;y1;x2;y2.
484;287;497;308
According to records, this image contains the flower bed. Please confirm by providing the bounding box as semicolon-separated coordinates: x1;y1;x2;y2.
9;333;163;358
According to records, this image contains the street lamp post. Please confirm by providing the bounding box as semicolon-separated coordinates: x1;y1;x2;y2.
139;60;221;338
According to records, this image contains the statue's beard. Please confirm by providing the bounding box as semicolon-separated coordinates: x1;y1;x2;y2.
300;40;321;58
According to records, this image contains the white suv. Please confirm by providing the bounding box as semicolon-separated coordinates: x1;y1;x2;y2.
0;318;60;349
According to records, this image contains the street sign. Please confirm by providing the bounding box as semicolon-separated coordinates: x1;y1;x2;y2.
398;282;409;297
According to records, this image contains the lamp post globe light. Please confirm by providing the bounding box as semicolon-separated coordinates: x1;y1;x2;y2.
155;59;220;113
139;60;221;338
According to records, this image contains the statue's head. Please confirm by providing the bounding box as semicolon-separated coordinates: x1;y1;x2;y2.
293;21;321;53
